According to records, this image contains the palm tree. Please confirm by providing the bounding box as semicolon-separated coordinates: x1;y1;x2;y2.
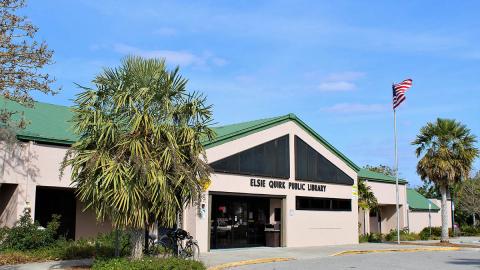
62;56;214;258
358;179;378;210
412;118;478;242
358;178;378;234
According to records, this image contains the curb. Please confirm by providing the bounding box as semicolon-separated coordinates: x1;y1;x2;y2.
330;247;460;256
207;257;294;270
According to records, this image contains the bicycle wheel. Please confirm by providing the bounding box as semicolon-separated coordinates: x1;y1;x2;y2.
184;241;200;261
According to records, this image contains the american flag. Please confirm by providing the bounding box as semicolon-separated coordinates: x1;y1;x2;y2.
392;79;412;110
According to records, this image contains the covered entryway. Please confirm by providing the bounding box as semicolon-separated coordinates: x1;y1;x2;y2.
210;194;282;249
368;204;405;234
34;186;76;239
0;184;19;227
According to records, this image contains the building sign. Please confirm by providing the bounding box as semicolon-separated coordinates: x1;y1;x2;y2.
250;178;326;192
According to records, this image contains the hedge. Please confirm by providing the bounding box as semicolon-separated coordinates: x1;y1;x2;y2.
92;257;205;270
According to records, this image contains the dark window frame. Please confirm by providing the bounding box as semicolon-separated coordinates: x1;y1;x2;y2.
210;135;290;179
294;136;354;185
295;196;352;211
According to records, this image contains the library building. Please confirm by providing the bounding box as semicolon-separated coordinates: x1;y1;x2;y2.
0;100;451;253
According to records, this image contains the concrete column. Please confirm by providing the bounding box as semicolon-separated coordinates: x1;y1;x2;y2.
365;209;371;234
281;196;287;247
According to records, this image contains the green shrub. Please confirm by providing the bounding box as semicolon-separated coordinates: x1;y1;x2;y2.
93;230;131;256
0;241;112;265
385;229;419;241
459;225;480;236
359;234;369;243
358;233;383;243
0;219;136;265
368;233;383;242
41;231;130;260
0;227;8;245
1;208;60;251
418;226;453;240
419;227;439;240
92;257;206;270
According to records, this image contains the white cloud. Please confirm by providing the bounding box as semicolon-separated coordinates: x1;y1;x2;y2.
317;71;366;92
318;81;356;91
324;71;365;82
321;103;389;114
113;43;227;68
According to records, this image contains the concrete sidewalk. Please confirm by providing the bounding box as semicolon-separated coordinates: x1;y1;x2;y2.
200;242;453;268
1;239;476;270
401;236;480;247
0;259;92;270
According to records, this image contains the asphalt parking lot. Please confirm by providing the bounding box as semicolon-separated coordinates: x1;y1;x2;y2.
232;249;480;270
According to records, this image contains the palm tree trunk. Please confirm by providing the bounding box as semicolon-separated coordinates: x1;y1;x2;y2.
130;229;145;259
440;185;449;242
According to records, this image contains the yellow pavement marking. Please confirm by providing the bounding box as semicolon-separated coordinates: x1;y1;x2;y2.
207;257;294;270
330;247;460;256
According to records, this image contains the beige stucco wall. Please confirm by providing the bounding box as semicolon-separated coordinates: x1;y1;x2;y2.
358;208;371;235
192;121;359;252
361;181;408;234
0;142;73;220
0;141;110;239
408;200;452;233
269;198;282;229
369;212;380;233
75;200;112;240
367;181;407;206
379;204;407;234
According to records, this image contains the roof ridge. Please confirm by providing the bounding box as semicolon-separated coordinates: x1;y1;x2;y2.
358;168;408;183
213;114;289;129
0;97;71;109
207;114;291;145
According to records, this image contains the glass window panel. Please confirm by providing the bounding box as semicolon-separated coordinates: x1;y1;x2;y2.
296;196;352;211
294;136;353;185
211;135;290;179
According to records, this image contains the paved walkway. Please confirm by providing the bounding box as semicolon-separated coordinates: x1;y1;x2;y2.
0;259;92;270
232;249;480;270
200;242;452;268
2;238;479;270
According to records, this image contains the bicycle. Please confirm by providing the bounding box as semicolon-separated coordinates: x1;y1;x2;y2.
158;228;200;260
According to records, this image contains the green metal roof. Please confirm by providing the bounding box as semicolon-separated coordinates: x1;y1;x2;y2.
358;168;408;184
2;99;361;171
205;113;360;171
407;188;440;212
1;98;77;145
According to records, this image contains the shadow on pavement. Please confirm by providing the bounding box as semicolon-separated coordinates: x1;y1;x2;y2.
448;258;480;266
0;266;21;270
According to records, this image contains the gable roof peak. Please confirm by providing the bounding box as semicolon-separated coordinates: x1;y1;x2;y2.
205;113;360;171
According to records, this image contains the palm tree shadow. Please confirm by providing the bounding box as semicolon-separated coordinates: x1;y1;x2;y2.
448;258;480;267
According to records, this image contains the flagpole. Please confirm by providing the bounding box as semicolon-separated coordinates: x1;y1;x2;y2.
393;104;400;244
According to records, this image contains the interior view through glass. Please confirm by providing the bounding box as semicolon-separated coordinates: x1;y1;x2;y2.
210;195;280;249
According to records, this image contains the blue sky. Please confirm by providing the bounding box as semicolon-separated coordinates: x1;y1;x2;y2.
25;1;480;187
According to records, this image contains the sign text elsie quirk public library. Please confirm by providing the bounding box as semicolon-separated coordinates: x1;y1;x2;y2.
250;178;326;192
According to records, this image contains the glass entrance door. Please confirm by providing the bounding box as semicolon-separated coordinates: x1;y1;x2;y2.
210;195;269;249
